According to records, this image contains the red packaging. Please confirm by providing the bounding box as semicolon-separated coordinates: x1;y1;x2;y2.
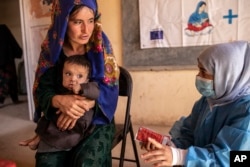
135;126;170;145
0;159;16;167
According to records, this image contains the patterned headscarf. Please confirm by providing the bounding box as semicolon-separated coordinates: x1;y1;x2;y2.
198;41;250;107
33;0;119;121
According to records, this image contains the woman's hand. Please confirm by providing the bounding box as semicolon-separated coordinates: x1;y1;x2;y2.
56;112;77;130
141;137;173;167
52;94;95;119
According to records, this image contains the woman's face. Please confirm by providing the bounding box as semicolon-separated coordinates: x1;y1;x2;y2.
199;4;206;13
197;60;213;80
67;6;95;46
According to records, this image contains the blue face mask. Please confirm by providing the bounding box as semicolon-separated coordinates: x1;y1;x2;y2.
195;76;215;97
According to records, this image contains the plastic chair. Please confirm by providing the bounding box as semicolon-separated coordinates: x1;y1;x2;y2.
112;66;140;167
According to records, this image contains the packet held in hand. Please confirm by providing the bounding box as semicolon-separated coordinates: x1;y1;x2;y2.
135;126;171;145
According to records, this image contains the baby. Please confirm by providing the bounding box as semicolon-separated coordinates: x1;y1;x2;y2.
19;55;99;152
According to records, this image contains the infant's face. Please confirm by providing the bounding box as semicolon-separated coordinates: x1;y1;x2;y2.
62;62;89;91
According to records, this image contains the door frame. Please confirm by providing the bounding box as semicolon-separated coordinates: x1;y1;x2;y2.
19;0;51;120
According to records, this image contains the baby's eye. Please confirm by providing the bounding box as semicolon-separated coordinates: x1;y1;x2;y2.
65;72;71;76
77;74;83;79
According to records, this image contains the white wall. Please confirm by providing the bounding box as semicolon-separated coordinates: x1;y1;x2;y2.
98;0;201;126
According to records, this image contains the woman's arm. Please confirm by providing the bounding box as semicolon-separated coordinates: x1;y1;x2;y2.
143;97;250;166
141;137;187;166
51;94;89;119
183;102;250;166
53;95;95;130
79;82;100;100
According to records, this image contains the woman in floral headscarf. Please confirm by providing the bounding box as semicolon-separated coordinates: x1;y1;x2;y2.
21;0;119;166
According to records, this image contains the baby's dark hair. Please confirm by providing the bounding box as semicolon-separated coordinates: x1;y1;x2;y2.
64;55;91;77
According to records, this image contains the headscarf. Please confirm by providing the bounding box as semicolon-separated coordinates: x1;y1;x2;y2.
198;40;250;107
33;0;119;121
188;1;208;24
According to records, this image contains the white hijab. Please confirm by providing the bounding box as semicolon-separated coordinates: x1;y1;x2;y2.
198;41;250;107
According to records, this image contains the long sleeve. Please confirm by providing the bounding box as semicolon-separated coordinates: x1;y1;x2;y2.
80;82;100;100
171;96;250;166
35;66;58;120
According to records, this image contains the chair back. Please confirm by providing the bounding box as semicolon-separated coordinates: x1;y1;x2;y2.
119;66;133;97
112;66;140;167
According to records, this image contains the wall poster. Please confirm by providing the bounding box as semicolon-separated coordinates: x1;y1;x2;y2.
139;0;250;48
